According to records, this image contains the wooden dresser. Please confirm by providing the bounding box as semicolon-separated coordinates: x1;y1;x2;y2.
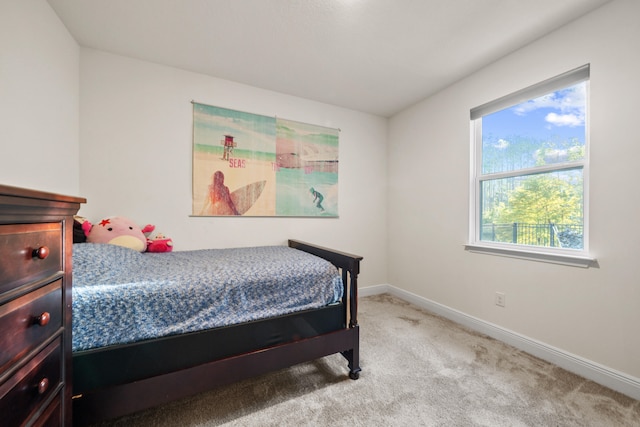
0;185;84;427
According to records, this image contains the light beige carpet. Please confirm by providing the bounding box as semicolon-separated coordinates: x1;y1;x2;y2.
92;294;640;426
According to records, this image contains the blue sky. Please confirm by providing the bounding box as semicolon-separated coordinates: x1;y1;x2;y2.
483;81;587;146
193;103;275;153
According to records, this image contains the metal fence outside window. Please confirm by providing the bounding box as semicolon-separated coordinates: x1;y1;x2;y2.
481;223;583;249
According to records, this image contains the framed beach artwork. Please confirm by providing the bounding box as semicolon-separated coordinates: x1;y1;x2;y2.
192;102;339;217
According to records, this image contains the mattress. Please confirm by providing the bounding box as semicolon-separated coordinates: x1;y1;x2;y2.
72;243;343;352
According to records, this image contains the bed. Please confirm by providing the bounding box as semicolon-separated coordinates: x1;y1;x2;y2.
71;239;362;426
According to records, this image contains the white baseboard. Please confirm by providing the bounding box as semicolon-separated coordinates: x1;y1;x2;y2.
359;284;640;401
359;284;390;298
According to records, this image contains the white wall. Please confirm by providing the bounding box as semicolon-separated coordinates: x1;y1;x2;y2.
388;0;640;382
78;49;388;288
0;0;80;195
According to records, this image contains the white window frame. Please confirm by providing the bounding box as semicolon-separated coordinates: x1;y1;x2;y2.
466;65;597;268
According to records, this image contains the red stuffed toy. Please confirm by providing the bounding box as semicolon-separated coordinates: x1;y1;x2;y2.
146;232;174;253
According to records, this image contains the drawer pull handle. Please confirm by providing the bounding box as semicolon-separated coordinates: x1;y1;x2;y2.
32;246;50;259
36;312;51;327
37;378;49;395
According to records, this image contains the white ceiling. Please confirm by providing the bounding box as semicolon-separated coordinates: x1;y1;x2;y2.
47;0;611;117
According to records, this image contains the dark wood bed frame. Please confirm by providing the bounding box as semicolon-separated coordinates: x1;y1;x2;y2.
71;239;362;426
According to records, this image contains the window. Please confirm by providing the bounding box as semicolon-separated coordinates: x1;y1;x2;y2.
468;65;594;267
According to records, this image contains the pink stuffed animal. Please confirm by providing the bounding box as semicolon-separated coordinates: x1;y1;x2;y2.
146;233;174;253
82;216;155;252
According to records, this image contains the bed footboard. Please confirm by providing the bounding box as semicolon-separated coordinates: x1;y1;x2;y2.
288;239;362;379
288;239;362;326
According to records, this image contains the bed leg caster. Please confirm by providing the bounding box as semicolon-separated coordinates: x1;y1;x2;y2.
349;369;361;380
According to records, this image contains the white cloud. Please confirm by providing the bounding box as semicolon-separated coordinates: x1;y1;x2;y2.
512;82;586;127
514;93;557;115
545;112;583;127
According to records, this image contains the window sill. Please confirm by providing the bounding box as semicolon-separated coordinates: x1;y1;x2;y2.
464;244;598;268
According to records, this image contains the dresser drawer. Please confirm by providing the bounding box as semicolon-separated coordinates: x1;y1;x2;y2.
0;338;62;427
0;223;63;296
0;281;62;377
32;392;62;427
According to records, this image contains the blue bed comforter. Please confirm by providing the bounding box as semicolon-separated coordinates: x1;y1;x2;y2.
72;243;343;352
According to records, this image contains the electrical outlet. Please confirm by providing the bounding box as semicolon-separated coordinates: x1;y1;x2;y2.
495;292;506;307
